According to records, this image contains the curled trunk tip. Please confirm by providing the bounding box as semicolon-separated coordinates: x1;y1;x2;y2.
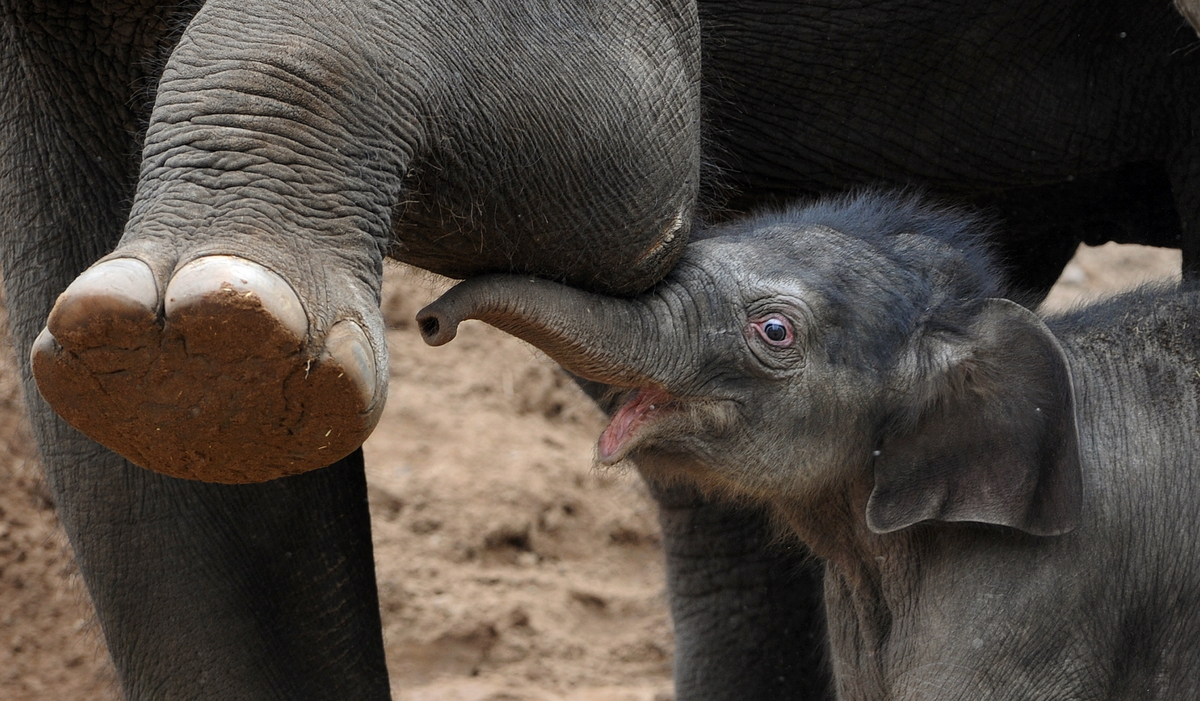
416;307;459;346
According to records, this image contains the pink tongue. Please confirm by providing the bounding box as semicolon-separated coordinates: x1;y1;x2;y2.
598;388;668;460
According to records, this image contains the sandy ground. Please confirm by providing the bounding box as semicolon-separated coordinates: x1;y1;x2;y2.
0;241;1181;700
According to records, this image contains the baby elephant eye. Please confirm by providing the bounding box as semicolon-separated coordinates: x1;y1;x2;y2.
753;316;794;347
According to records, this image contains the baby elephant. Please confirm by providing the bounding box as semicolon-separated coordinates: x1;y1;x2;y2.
419;192;1200;699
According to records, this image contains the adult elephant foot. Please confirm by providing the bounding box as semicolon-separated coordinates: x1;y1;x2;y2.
32;253;385;484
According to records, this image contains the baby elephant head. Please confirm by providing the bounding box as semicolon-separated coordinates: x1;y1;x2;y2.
419;192;1082;538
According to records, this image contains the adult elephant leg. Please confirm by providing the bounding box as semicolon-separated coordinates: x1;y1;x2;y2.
61;450;389;700
651;482;831;701
32;0;700;485
35;441;390;699
1;147;392;696
30;0;399;483
1;4;389;698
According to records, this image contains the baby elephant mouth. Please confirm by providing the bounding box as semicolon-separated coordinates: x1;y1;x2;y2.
598;387;680;464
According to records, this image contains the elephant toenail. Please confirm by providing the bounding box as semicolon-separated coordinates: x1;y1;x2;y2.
30;327;60;366
165;255;308;342
321;320;378;410
47;258;158;341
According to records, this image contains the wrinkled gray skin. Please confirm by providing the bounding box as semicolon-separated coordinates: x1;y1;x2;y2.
420;191;1200;700
2;1;700;698
23;0;700;484
5;0;1200;698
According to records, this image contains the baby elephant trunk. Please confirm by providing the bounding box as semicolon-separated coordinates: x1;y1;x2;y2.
418;274;678;390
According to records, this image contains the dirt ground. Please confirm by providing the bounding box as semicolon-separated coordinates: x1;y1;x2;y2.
0;241;1181;700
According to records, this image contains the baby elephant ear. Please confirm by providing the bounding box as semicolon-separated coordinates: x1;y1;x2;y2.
866;298;1082;537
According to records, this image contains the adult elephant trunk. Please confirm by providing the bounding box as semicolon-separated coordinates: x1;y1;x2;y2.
417;273;698;392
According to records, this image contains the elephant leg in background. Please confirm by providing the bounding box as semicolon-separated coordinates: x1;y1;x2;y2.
652;482;831;701
571;379;832;700
1;3;391;698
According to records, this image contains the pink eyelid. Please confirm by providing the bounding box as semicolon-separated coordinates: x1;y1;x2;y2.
750;315;794;347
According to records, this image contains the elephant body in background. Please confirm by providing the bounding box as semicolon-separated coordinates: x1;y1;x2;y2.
700;0;1200;291
421;191;1200;699
3;0;1200;698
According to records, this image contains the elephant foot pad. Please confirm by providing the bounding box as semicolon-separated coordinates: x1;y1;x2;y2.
31;257;384;483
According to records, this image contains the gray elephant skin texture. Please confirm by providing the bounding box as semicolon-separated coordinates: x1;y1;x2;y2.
4;3;701;698
420;191;1200;700
23;0;701;485
5;1;1200;699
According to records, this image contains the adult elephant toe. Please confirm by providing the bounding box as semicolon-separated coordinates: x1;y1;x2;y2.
33;254;386;484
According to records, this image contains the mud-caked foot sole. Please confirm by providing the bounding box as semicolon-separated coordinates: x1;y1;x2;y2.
32;256;385;483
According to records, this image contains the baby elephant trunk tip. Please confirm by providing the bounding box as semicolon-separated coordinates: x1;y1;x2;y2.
415;306;459;346
417;274;665;390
